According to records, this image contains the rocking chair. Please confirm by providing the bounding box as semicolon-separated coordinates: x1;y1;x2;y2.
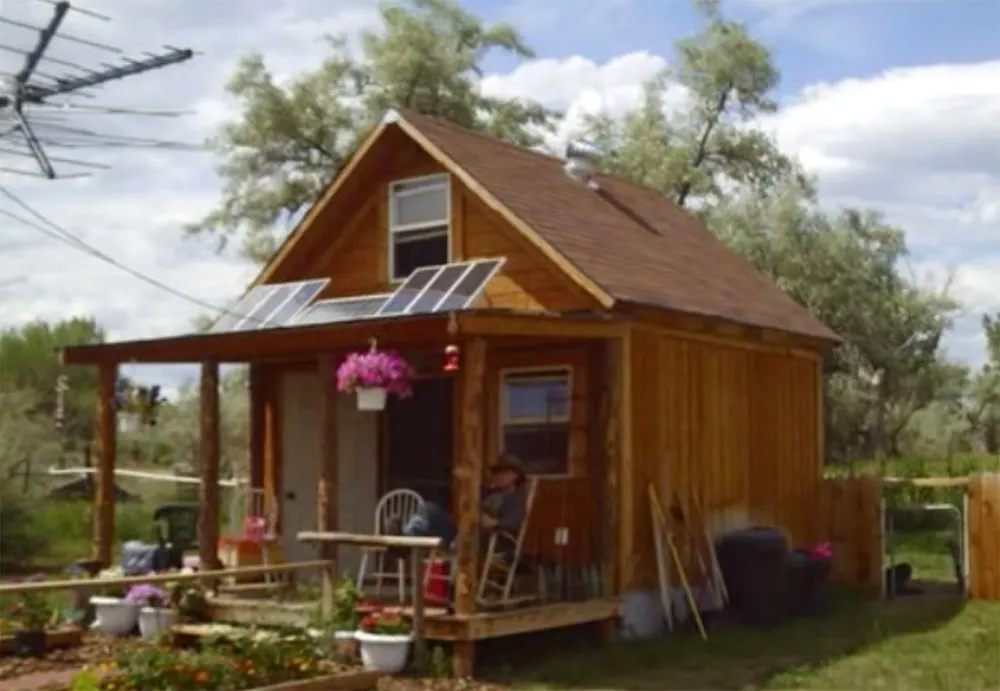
476;477;540;607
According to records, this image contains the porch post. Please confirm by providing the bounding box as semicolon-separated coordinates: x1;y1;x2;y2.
197;360;222;570
601;337;624;600
454;337;486;616
92;362;118;566
316;354;339;612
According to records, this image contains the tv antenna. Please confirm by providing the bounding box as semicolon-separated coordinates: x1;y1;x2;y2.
0;0;197;180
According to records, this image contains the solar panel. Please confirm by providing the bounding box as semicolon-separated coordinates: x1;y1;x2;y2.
208;285;277;333
431;259;502;311
376;266;440;317
231;283;301;331
376;258;504;317
293;295;391;326
265;279;330;326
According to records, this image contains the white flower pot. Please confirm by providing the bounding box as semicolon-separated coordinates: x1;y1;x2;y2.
138;606;177;639
89;596;138;636
357;387;387;411
354;630;411;674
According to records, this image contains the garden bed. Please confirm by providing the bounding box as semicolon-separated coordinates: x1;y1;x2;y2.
0;628;83;656
0;632;141;682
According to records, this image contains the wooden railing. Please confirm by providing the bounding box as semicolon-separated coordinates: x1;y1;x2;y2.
0;560;332;597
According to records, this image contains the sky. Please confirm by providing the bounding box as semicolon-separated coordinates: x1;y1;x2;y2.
0;0;998;393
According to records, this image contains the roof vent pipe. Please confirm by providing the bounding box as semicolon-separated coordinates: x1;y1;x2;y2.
564;139;601;190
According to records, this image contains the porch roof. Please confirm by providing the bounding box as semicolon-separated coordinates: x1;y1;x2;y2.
59;310;624;365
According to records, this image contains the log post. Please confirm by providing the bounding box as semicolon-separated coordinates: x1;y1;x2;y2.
316;354;339;616
197;360;222;572
92;362;118;567
454;337;486;617
248;364;265;504
602;338;623;600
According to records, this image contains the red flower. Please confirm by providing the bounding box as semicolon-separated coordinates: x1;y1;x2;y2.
360;616;374;630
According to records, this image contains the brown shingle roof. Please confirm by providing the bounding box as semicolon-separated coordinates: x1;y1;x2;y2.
399;109;839;343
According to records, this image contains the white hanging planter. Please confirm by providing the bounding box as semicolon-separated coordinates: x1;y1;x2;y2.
89;596;138;637
356;387;387;411
354;631;411;674
137;606;177;639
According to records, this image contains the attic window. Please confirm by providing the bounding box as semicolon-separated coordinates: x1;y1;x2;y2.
388;174;450;282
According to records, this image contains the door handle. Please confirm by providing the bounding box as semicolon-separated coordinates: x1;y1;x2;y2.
284;491;296;501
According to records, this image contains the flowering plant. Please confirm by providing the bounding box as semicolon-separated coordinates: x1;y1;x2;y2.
358;608;411;636
335;344;414;398
124;585;170;608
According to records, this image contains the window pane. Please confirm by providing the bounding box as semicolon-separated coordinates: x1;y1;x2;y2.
505;374;570;421
392;232;448;281
392;184;447;228
503;425;570;475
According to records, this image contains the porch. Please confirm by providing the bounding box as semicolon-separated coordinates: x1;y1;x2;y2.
61;309;627;672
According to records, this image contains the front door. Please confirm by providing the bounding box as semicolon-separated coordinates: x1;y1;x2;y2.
385;378;453;509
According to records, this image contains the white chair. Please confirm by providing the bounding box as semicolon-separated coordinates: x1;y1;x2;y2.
356;489;424;602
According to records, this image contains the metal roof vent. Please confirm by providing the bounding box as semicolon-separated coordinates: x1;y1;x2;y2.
564;139;601;190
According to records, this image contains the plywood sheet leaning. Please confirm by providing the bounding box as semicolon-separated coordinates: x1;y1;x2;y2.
648;484;707;641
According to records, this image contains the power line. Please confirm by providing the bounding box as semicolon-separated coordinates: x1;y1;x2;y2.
0;184;277;329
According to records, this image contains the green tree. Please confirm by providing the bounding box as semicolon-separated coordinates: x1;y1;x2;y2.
582;0;802;209
189;0;553;263
0;317;105;446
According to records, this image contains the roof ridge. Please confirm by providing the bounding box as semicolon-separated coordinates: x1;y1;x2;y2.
396;106;570;164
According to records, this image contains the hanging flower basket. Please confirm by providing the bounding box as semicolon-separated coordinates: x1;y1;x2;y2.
336;341;414;412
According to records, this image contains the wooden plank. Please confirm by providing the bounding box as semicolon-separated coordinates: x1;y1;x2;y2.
198;360;223;571
968;473;1000;601
297;532;442;550
316;354;339;616
248;671;383;691
457;313;623;340
464;599;619;639
0;626;83;654
92;362;117;566
454;337;486;616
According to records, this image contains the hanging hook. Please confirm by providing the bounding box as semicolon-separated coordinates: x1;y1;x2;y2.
447;312;458;337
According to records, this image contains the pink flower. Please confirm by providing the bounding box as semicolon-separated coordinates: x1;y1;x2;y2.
335;350;414;399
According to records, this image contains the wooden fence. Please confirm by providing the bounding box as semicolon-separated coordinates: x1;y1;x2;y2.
967;473;1000;600
817;476;882;593
816;473;1000;601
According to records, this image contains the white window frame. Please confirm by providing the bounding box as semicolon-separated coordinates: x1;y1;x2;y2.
387;173;451;283
499;366;574;478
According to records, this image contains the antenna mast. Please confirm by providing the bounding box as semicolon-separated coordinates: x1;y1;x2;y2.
0;0;197;179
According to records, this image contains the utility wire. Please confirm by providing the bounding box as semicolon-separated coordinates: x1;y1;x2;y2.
0;185;279;329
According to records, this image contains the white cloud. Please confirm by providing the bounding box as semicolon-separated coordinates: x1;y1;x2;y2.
2;0;998;394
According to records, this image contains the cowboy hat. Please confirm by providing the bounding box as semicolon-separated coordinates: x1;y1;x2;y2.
490;454;526;483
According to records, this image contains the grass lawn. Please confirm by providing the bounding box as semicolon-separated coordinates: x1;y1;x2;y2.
489;594;1000;691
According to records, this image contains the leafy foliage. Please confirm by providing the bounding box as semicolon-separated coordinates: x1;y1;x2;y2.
190;0;554;262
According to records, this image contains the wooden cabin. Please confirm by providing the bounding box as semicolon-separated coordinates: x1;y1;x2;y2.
61;108;838;669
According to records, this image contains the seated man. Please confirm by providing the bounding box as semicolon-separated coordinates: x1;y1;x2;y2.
402;454;528;549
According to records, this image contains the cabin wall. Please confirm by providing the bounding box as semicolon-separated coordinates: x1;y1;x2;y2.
623;325;824;591
483;343;596;565
295;136;593;313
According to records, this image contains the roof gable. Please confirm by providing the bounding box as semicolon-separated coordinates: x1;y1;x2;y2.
251;108;838;343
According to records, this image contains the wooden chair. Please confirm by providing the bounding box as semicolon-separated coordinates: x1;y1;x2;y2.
477;477;540;607
356;489;424;603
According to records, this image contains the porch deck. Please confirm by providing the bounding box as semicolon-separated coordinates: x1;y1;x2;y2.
207;594;620;675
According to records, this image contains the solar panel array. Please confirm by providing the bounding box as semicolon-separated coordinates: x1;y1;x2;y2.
208;279;330;333
209;258;504;333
